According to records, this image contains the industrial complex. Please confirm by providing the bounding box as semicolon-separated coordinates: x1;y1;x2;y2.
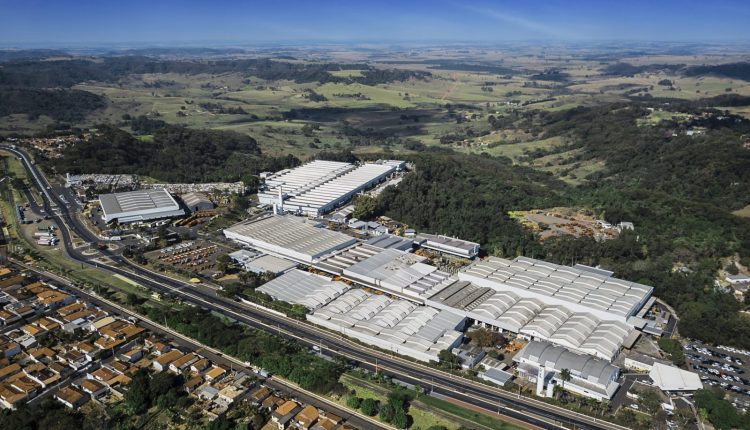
258;160;404;217
99;188;185;224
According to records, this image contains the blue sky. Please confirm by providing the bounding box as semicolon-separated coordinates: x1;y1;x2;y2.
1;0;749;46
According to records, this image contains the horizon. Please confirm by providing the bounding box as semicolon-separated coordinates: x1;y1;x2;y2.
2;0;750;47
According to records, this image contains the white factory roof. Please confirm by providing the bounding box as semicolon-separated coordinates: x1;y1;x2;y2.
307;289;465;362
257;269;348;310
284;163;394;209
515;341;620;389
317;246;451;299
263;160;355;197
99;188;185;223
424;279;633;360
460;256;653;321
649;363;703;392
416;233;480;258
223;216;357;263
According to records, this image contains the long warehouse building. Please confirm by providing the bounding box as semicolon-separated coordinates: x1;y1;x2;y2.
421;256;653;361
223;215;357;263
259;160;401;217
99;188;185;224
307;289;466;363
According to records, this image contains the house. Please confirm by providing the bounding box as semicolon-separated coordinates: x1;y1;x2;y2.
0;382;27;409
294;405;320;430
0;340;20;359
169;352;198;374
184;376;203;394
152;349;184;372
218;385;245;405
311;418;339;430
452;345;486;370
727;274;750;285
28;346;57;363
79;379;107;399
151;342;172;355
120;347;143;363
0;363;21;381
0;309;20;326
261;394;285;411
89;367;119;384
190;358;210;374
36;290;74;310
272;400;302;430
54;386;88;409
198;385;219;401
204;366;227;382
248;385;271;405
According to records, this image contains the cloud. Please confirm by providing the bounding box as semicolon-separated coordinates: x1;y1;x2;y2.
457;3;573;39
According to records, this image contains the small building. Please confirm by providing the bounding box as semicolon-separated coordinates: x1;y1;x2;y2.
478;367;514;386
415;233;480;259
649;362;703;392
152;350;184;372
623;353;669;373
295;405;320;430
54;386;88;409
181;192;214;213
79;379;107;399
727;274;750;285
273;400;302;430
452;345;486;370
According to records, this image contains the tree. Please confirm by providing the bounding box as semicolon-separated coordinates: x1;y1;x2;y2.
346;396;362;409
124;370;151;414
360;398;377;416
352;195;377;220
437;350;459;371
559;368;571;391
392;410;409;429
467;328;506;348
378;402;394;422
639;389;661;414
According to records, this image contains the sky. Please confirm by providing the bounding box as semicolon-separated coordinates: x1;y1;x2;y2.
1;0;749;47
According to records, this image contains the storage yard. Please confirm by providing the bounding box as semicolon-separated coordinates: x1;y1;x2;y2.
146;240;224;277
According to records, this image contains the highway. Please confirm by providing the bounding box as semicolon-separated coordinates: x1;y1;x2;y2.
1;144;630;430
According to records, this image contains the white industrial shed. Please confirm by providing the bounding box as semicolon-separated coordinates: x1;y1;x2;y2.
315;246;451;300
257;269;348;310
307;289;465;362
223;215;357;263
424;279;632;360
181;192;213;212
258;160;401;217
99;188;185;223
416;233;480;259
515;341;621;401
460;256;653;323
649;363;703;392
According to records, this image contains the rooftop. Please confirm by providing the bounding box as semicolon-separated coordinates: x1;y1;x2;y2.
515;341;619;387
99;188;184;222
257;269;348;310
224;215;357;263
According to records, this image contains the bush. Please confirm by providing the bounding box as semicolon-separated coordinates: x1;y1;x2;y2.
346;396;362;409
360;398;377;416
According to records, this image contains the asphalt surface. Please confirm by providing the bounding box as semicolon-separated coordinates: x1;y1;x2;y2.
2;144;630;430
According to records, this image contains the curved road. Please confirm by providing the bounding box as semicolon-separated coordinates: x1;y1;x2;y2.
2;145;628;430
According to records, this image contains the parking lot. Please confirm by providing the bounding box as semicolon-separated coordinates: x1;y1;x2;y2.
685;341;750;408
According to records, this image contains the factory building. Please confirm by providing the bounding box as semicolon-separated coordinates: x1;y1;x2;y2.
228;250;297;275
307;289;465;363
181;192;214;213
315;245;451;301
258;160;401;217
415;233;480;259
420;256;654;361
223;216;357;263
514;341;621;401
99;189;185;224
256;269;349;310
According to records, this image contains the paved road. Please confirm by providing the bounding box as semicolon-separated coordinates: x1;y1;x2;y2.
3;144;630;430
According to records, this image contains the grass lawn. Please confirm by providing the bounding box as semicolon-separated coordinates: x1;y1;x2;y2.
418;395;525;430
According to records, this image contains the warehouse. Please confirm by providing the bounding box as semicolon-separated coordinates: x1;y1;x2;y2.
181;192;214;213
258;160;401;217
415;233;480;259
223;215;357;263
307;289;465;362
460;256;652;323
99;189;185;224
315;246;451;300
256;269;348;310
228;250;297;275
423;279;633;360
514;341;621;401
